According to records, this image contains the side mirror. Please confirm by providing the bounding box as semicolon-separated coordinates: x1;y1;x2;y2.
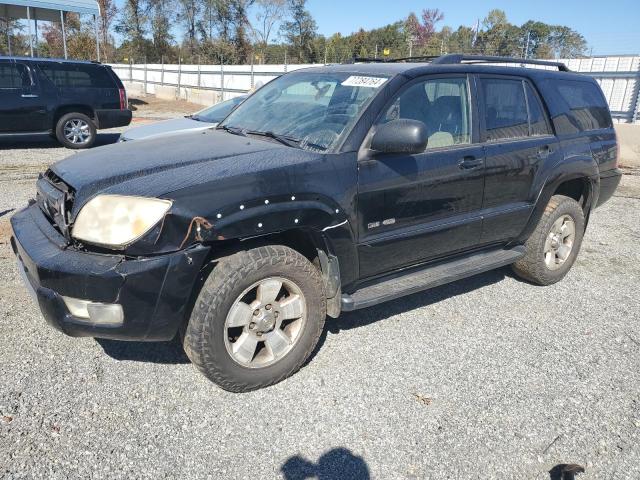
370;119;428;155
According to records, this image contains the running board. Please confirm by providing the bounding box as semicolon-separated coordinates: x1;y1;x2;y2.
341;246;525;311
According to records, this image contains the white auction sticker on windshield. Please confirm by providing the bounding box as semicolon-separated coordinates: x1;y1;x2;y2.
341;76;387;88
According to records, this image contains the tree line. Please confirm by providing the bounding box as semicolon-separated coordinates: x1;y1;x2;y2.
0;1;588;64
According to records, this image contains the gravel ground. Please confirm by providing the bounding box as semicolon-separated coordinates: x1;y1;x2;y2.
0;124;639;479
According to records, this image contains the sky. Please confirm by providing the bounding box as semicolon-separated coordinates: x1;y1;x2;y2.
304;0;640;55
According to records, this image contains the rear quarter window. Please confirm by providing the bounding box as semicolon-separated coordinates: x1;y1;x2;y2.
37;63;115;89
542;79;612;134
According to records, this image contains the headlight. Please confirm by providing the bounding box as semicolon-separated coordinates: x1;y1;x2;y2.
72;195;172;249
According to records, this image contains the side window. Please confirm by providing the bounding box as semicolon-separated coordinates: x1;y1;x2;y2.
0;63;31;89
38;63;113;88
553;80;612;133
481;78;529;141
380;77;471;149
525;83;551;136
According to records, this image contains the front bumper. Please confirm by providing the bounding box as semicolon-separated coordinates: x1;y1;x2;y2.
10;204;209;341
95;109;132;130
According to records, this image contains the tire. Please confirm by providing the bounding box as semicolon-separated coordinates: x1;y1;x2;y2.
512;194;585;285
55;112;96;149
183;245;326;392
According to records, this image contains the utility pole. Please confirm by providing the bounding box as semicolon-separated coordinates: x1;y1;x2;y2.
375;44;378;59
523;31;531;59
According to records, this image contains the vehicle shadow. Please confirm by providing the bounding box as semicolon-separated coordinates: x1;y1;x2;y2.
304;267;508;366
0;132;121;150
97;268;508;365
96;336;190;364
281;448;370;480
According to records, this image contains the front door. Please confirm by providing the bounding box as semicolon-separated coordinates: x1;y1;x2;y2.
357;75;485;279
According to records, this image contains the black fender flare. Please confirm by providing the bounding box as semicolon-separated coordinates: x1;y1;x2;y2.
516;154;599;243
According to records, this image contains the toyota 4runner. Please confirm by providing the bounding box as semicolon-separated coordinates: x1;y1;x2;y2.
11;55;622;392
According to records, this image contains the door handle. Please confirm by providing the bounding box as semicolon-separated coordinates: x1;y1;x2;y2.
458;156;483;170
21;94;39;98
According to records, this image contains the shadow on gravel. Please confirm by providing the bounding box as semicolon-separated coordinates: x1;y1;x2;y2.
331;268;506;333
95;268;509;366
0;133;121;150
281;448;370;480
549;464;585;480
96;337;190;364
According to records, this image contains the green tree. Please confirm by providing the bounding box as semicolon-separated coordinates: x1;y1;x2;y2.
280;0;317;62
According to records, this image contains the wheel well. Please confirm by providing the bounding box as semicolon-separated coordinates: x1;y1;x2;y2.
204;229;324;267
180;230;332;331
554;178;591;210
53;105;96;129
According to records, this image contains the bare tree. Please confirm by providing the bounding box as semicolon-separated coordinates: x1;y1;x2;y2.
97;0;118;60
249;0;286;62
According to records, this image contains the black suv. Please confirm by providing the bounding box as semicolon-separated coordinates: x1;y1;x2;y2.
0;57;131;149
11;55;621;392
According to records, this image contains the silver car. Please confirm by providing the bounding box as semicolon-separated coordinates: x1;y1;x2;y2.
119;95;246;142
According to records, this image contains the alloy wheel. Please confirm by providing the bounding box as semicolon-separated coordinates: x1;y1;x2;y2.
63;119;91;145
224;277;307;368
544;214;576;270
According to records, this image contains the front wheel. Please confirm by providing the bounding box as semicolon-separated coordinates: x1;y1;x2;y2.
55;112;96;149
512;194;585;285
183;245;326;392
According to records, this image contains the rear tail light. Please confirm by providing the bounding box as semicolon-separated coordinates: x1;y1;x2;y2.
118;88;127;110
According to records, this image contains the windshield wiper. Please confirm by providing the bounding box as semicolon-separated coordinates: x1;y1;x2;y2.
217;125;247;136
244;130;300;148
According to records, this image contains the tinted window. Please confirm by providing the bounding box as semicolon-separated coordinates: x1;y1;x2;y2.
525;83;550;136
0;63;31;89
38;63;114;88
482;78;529;141
381;77;471;149
553;80;612;133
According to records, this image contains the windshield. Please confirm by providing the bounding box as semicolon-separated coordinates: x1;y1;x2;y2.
193;96;245;123
219;72;389;152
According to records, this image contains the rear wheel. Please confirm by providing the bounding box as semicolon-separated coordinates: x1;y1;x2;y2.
55;112;96;149
512;194;585;285
183;245;326;392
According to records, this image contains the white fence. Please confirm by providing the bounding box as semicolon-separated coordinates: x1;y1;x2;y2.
111;55;640;123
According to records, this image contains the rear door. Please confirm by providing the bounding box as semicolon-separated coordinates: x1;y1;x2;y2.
0;60;47;132
477;75;560;244
357;74;485;278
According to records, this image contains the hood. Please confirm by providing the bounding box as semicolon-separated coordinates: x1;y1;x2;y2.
120;117;214;141
52;130;293;217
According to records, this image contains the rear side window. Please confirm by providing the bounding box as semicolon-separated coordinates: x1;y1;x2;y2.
0;63;31;89
552;80;612;133
481;78;529;141
37;63;114;88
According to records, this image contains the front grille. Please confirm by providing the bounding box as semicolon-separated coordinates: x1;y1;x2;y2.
36;170;74;239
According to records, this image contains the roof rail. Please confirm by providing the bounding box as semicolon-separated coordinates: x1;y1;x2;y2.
432;54;570;71
351;55;441;64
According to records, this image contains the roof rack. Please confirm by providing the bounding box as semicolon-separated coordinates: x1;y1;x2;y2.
349;54;569;71
351;55;441;64
432;54;570;71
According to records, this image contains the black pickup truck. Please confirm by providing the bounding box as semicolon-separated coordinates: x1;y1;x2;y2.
0;57;131;148
11;55;621;392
